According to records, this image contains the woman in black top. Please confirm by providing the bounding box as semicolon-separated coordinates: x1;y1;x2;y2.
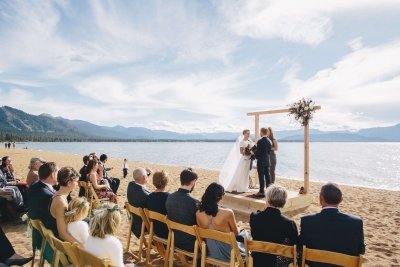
146;170;170;239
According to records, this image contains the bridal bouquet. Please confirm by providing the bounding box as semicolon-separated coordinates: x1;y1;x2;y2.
288;98;316;126
244;144;257;160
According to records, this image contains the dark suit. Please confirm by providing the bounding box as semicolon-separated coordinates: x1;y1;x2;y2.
299;208;365;267
27;181;54;250
127;182;150;238
78;165;87;197
101;162;120;194
165;188;199;252
250;207;298;267
255;136;272;193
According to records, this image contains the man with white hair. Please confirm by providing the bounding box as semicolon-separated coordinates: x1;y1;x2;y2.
127;167;152;238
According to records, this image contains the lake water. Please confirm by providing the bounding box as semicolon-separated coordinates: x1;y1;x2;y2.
22;142;400;191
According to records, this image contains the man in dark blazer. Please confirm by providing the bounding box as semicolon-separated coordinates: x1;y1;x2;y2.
27;162;58;251
127;168;151;238
250;185;298;267
255;127;272;197
299;183;365;266
100;154;120;194
165;168;199;252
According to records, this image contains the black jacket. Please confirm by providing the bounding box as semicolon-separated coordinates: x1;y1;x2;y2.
165;188;199;252
255;137;272;167
299;208;365;267
250;207;298;267
127;182;150;238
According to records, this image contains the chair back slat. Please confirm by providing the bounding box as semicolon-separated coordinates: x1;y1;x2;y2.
302;246;362;267
196;227;235;245
125;202;149;229
50;236;80;266
145;209;168;225
245;239;295;258
167;219;197;236
76;246;113;267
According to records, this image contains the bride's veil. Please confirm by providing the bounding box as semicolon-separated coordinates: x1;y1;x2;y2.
218;135;242;189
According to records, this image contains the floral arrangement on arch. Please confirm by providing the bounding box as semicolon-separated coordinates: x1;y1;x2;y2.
288;98;316;126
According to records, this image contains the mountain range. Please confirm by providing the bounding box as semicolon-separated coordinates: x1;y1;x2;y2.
1;106;399;142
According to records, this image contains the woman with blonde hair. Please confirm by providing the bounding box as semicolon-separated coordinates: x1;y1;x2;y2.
65;197;90;244
267;127;278;184
85;203;124;267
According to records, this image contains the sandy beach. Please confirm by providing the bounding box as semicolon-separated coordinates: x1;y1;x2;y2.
1;147;399;266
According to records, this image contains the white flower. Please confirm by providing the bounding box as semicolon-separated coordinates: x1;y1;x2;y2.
304;106;309;111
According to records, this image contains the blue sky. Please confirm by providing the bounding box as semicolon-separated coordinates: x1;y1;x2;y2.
0;0;400;133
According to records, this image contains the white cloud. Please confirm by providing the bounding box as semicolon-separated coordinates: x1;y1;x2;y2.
284;40;400;129
0;1;238;76
348;37;363;51
216;0;400;45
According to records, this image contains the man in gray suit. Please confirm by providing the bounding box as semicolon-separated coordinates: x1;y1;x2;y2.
127;167;151;238
166;168;199;252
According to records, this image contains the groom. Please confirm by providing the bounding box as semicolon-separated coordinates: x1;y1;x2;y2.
255;127;272;197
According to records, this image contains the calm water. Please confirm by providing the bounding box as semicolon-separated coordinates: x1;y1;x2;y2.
22;142;400;190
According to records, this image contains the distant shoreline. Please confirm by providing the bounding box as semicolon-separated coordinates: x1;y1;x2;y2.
11;140;400;143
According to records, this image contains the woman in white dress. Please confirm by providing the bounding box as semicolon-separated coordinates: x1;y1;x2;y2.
219;129;254;193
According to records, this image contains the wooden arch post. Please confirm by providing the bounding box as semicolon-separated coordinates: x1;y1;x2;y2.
247;106;321;194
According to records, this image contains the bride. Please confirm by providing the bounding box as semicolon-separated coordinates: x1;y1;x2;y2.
219;129;255;193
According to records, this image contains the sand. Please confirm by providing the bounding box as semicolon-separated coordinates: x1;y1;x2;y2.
0;147;399;266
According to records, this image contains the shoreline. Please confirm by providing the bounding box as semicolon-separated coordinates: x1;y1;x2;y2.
8;147;400;192
1;148;399;266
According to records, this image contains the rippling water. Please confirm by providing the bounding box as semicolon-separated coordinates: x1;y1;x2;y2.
23;142;400;190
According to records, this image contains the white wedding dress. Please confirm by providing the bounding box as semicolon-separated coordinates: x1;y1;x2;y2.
219;137;254;193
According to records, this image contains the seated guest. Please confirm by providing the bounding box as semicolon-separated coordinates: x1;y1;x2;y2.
0;226;33;266
65;197;90;244
250;185;298;267
47;167;82;244
78;155;90;197
99;154;120;194
27;162;58;262
85;203;124;267
196;182;245;262
26;158;45;187
299;183;365;267
0;157;27;204
165;168;199;252
0;157;17;181
146;170;170;239
0;166;24;211
86;159;117;203
127;168;151;238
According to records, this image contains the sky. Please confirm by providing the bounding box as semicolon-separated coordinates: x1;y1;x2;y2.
0;0;400;133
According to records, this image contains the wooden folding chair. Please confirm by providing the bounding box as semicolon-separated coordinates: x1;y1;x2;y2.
40;225;71;267
50;235;80;267
75;245;114;267
30;219;46;267
88;182;111;211
301;245;362;267
144;208;170;267
166;218;200;267
244;238;297;267
125;202;149;262
195;227;244;267
78;181;90;199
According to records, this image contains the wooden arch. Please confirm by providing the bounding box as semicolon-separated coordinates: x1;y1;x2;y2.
247;106;321;194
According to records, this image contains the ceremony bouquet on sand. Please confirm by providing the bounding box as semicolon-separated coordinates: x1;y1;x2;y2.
288;98;316;126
